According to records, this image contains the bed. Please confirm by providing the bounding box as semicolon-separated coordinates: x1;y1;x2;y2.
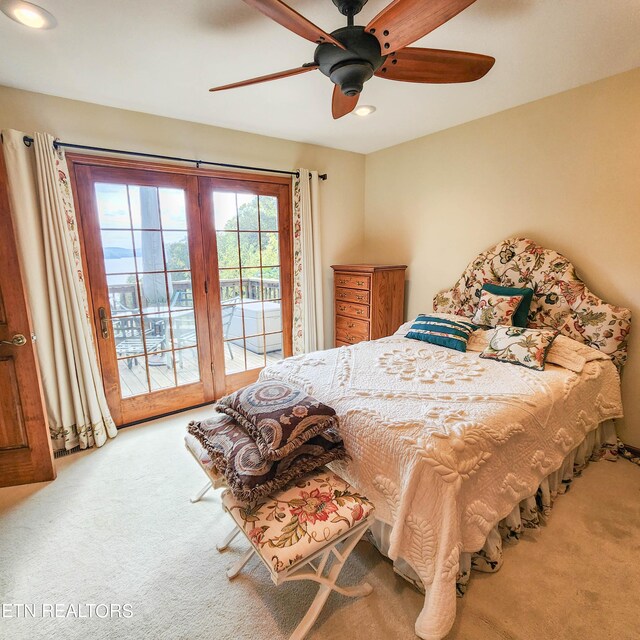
258;237;631;640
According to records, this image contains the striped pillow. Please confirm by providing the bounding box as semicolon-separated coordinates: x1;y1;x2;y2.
405;314;478;352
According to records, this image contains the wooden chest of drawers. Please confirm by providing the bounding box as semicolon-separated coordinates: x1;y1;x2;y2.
331;264;407;347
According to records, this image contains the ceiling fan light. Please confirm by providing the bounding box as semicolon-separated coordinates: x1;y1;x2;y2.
353;105;376;117
0;0;57;29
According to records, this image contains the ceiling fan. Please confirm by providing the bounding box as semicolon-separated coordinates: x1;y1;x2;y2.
210;0;495;119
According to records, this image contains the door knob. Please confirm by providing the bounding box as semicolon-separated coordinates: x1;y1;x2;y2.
1;334;27;346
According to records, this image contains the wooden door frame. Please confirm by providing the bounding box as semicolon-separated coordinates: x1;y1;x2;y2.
0;143;55;486
67;154;294;421
198;175;293;395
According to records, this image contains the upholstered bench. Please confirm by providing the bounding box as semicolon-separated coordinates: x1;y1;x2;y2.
184;432;226;503
218;468;375;640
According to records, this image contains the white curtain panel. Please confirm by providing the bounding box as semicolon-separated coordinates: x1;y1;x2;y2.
292;169;324;354
2;129;116;451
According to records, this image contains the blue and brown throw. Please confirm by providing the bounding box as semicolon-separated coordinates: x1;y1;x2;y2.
187;413;347;502
406;314;478;352
215;380;339;461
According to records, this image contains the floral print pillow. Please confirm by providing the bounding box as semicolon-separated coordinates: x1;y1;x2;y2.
472;289;524;328
480;326;559;371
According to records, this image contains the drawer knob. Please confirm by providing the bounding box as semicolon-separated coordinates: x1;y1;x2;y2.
338;279;347;284
356;295;364;301
356;309;363;315
348;322;355;328
338;305;346;311
339;293;347;298
356;280;365;286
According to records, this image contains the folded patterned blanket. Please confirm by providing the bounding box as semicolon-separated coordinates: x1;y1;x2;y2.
188;413;347;502
215;380;339;461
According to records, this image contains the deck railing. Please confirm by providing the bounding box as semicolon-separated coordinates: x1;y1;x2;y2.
109;277;280;312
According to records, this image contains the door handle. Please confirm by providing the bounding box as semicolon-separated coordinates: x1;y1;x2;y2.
1;334;27;346
98;307;109;339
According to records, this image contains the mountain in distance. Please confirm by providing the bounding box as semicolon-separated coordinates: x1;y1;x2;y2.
103;246;134;259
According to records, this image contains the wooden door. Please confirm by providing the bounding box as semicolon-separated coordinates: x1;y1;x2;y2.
74;165;215;425
0;147;55;487
199;176;293;395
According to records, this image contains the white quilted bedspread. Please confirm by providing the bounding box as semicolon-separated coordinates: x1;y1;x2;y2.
259;336;623;640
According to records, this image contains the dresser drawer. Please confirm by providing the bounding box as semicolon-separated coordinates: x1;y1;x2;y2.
334;272;371;290
335;300;369;320
335;287;370;304
336;315;370;344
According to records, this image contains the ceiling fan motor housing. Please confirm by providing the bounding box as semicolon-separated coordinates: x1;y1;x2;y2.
315;26;386;96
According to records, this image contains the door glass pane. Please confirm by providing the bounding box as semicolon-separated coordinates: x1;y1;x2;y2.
262;268;280;300
176;348;200;386
101;230;135;274
242;268;261;301
169;271;193;309
164;231;190;270
239;232;259;267
149;354;176;391
129;185;161;229
213;189;282;375
93;181;202;399
95;183;130;228
219;269;241;303
159;188;188;229
172;310;197;349
259;195;278;231
213;191;237;230
261;232;279;265
139;273;168;312
216;231;240;269
118;356;150;398
237;194;259;230
113;317;144;357
223;303;243;340
108;275;140;316
134;230;164;272
266;332;284;364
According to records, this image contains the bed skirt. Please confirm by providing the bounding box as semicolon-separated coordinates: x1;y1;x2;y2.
368;419;619;597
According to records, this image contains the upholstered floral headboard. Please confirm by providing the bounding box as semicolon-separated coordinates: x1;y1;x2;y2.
433;237;631;368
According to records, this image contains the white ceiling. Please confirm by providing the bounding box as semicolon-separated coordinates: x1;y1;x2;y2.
1;0;640;154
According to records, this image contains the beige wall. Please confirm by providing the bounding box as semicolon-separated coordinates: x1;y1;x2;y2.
0;85;365;346
364;67;640;446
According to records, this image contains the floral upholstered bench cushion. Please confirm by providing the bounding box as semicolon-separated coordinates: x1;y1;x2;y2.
222;468;374;574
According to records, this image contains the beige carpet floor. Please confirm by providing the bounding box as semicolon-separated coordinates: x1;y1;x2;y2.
1;406;639;640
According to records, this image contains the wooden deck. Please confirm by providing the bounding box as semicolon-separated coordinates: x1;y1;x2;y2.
118;342;282;397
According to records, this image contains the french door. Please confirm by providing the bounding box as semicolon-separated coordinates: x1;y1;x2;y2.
199;177;292;396
72;160;292;425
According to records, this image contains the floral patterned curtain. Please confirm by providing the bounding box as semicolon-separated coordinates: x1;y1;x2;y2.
292;169;324;355
2;130;116;451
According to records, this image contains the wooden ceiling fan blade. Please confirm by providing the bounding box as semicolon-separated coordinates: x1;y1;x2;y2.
331;85;359;119
210;64;318;92
242;0;345;49
375;47;494;83
366;0;477;54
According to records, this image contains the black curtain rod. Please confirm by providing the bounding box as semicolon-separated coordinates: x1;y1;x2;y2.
21;136;327;181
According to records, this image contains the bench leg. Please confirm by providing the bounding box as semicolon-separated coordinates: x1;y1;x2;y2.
226;547;255;579
282;524;373;640
217;525;241;552
190;480;212;503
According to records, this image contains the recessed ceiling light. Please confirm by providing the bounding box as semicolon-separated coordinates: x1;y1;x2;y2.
0;0;57;29
353;105;376;117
